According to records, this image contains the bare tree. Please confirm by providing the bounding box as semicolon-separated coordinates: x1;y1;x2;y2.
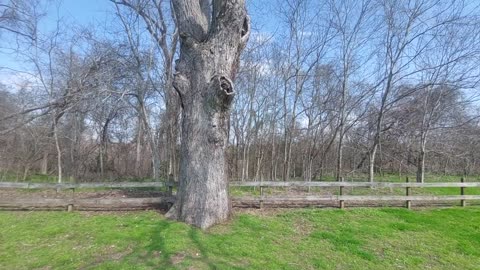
327;0;376;181
112;0;180;181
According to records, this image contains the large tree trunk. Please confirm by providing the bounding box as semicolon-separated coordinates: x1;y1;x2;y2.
165;0;250;229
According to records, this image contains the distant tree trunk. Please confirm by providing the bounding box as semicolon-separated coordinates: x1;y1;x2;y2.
336;73;347;181
165;0;250;229
443;158;449;176
41;124;56;175
99;115;113;180
369;144;378;183
416;131;428;183
53;117;62;183
254;146;263;181
416;148;425;183
234;138;240;179
270;120;277;181
245;142;250;180
336;114;345;181
283;135;292;181
241;141;250;181
135;118;143;177
99;145;105;179
22;165;30;181
41;152;48;174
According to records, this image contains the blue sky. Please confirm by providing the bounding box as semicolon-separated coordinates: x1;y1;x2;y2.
0;0;112;86
57;0;113;24
0;0;280;87
40;0;123;30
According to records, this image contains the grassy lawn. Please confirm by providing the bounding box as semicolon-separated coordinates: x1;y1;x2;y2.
1;207;480;269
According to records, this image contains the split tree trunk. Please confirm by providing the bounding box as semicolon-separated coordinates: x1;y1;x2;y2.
165;0;250;229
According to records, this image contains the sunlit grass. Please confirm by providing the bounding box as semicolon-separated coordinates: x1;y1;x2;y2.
1;208;479;269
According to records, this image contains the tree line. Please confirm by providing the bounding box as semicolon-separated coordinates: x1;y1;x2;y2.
1;0;480;185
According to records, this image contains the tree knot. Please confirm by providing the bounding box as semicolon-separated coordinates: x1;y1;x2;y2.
210;75;235;109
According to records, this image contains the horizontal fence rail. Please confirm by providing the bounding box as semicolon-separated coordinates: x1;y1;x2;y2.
229;181;480;188
0;181;175;189
1;181;478;189
0;180;478;210
235;195;480;201
0;197;175;210
229;179;479;209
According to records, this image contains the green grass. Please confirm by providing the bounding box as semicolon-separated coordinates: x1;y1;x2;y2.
1;207;480;269
0;172;169;183
0;172;60;183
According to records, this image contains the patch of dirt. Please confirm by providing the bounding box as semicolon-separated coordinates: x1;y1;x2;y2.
77;210;166;217
170;252;186;265
109;248;132;260
79;246;133;269
292;215;315;237
233;208;293;216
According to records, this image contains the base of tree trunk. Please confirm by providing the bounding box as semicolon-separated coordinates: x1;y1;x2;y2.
165;194;230;229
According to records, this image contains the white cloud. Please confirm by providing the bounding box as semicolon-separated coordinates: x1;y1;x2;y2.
0;70;37;92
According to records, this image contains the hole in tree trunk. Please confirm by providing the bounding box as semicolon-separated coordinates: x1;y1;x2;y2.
241;16;249;37
220;76;233;95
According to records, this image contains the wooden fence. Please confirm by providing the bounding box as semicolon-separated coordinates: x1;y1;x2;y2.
0;179;479;210
230;178;480;208
0;181;175;211
0;181;174;189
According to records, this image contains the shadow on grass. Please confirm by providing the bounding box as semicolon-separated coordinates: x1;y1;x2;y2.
141;219;174;268
140;216;248;269
188;227;219;269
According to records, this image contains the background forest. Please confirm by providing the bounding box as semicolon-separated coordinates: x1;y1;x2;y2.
1;0;480;184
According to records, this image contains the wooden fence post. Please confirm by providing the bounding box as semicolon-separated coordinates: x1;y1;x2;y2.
339;177;345;209
406;176;411;209
461;177;466;207
67;187;75;212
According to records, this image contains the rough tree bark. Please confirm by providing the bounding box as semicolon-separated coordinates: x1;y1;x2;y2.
165;0;250;229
